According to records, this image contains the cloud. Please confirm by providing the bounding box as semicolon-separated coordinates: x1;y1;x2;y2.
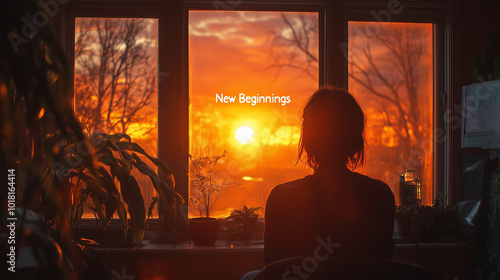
189;11;319;107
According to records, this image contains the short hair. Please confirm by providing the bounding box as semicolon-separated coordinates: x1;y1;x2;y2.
297;87;366;170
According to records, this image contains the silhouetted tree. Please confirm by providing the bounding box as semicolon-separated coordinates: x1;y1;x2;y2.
74;18;157;135
267;15;431;152
348;24;431;149
264;13;319;80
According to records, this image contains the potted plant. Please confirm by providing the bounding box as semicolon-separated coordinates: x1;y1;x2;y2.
395;205;434;242
189;149;240;245
228;205;262;241
1;0;110;276
43;131;184;247
396;194;458;242
432;194;458;241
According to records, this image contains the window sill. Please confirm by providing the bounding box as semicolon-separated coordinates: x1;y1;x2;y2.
94;239;265;254
94;240;475;280
94;239;474;254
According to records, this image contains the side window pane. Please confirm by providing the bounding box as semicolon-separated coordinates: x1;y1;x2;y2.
189;11;319;217
348;22;434;205
74;17;159;217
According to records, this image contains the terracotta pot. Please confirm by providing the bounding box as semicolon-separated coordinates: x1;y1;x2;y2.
190;217;218;246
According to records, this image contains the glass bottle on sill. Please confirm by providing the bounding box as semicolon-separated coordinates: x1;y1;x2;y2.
400;169;421;206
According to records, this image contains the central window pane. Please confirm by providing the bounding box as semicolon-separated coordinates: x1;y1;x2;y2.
189;11;319;217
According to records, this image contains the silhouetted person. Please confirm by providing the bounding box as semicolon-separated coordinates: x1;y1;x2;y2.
263;87;395;265
241;88;395;280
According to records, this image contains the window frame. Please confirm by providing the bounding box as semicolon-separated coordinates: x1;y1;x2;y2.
66;2;170;220
339;2;453;204
63;0;456;223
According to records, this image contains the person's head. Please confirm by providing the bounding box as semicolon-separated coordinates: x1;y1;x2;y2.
297;87;366;171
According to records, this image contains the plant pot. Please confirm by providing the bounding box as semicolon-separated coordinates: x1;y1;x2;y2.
190;217;218;246
434;224;458;241
396;217;432;242
233;222;255;241
236;230;253;241
408;216;425;241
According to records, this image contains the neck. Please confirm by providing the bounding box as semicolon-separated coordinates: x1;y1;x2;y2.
314;163;350;176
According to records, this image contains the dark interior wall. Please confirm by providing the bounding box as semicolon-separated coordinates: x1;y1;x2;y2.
460;0;500;86
457;2;500;278
449;0;500;205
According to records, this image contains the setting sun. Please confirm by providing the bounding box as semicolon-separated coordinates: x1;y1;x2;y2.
235;126;254;144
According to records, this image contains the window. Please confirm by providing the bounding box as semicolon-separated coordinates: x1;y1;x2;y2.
347;22;434;205
73;17;159;217
67;1;452;221
189;11;319;217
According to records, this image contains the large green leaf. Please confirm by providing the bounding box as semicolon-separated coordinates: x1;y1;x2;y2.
112;139;183;211
115;165;145;246
115;141;176;188
89;195;106;227
95;167;119;228
97;146;118;167
96;166;127;236
129;153;183;211
115;198;128;237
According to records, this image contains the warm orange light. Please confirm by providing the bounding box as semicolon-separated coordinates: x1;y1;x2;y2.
242;176;263;182
38;108;45;119
235;126;254;144
0;83;7;97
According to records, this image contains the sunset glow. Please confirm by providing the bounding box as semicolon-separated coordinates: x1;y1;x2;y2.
235;126;254;144
74;14;435;219
189;11;318;217
189;13;434;217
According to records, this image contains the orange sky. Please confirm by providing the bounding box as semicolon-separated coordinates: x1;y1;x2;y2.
189;11;319;108
75;15;435;218
189;14;434;216
189;11;319;217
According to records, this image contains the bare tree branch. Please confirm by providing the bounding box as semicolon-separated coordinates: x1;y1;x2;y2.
268;17;430;150
74;18;157;136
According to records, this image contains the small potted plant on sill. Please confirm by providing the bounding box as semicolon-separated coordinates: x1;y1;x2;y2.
228;205;262;242
431;194;458;241
189;149;240;246
395;194;458;242
395;205;434;242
